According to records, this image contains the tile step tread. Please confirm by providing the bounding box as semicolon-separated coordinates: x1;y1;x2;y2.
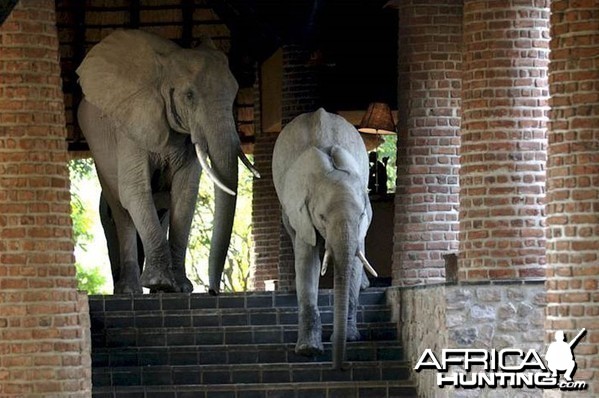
92;305;390;316
92;324;397;348
92;360;411;387
92;341;404;366
94;322;396;333
93;360;410;371
92;308;392;329
92;380;418;398
93;340;402;353
89;288;388;312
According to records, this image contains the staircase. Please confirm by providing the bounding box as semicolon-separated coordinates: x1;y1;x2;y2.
90;288;417;397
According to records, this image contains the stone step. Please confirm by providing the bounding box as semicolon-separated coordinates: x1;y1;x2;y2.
88;288;388;313
92;323;398;348
92;360;411;387
93;341;404;367
92;380;418;398
91;306;392;330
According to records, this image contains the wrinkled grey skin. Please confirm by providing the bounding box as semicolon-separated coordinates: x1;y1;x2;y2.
272;109;372;370
77;30;243;294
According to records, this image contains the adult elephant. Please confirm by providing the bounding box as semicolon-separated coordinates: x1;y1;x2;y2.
272;109;376;370
77;30;259;294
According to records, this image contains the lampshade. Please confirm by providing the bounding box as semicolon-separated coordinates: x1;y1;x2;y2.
358;102;396;135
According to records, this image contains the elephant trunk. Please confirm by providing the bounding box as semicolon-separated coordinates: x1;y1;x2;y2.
201;122;239;295
333;261;351;370
331;227;355;370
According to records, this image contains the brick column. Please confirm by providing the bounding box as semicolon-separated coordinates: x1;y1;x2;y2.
392;0;462;286
459;0;549;281
277;43;320;291
250;131;281;291
0;1;91;396
546;1;599;394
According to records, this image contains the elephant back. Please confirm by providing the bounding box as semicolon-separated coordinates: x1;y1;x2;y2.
273;108;369;189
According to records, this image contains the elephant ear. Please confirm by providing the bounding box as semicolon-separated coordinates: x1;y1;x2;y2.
281;147;331;247
77;30;179;150
358;198;373;241
330;145;361;176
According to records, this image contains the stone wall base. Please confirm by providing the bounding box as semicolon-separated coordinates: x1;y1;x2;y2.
388;281;546;398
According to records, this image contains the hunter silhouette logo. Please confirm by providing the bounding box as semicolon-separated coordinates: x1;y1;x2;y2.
545;328;586;383
414;328;588;391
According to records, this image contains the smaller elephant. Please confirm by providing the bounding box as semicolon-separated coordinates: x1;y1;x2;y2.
272;108;377;370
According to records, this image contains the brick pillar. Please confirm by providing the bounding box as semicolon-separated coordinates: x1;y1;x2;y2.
392;0;462;286
546;1;599;394
0;1;91;396
250;131;281;291
250;45;319;292
459;0;549;281
277;43;319;291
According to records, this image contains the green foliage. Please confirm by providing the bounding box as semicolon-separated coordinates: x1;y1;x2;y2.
69;158;95;181
69;159;95;252
187;163;254;292
376;134;398;192
69;158;108;294
75;263;108;295
67;156;255;294
70;193;93;251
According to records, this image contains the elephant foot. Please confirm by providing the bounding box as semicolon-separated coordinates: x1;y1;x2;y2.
114;266;143;294
140;265;177;292
114;280;143;295
208;282;221;296
296;305;322;356
346;323;361;342
176;275;194;293
295;340;324;357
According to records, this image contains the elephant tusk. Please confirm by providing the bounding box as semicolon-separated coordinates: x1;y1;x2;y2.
238;149;261;179
195;144;236;196
357;250;378;277
321;250;331;276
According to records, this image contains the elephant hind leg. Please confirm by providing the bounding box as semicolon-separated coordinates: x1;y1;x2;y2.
100;192;147;282
99;192;122;284
102;192;143;294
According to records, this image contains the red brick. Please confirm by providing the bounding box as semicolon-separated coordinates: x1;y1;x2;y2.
0;1;90;394
392;0;462;286
546;1;599;394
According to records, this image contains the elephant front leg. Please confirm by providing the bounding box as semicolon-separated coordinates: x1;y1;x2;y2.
119;160;177;292
126;194;177;292
293;238;323;357
167;165;199;293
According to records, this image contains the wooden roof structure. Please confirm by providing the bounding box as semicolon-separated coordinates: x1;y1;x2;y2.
56;0;256;152
54;0;397;153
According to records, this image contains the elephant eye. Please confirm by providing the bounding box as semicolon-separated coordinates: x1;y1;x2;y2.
319;214;327;222
185;90;194;101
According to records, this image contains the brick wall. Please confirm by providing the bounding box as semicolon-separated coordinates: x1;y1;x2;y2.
250;130;281;291
278;44;320;291
251;44;320;291
392;0;462;286
546;0;599;394
459;0;550;281
0;0;91;395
